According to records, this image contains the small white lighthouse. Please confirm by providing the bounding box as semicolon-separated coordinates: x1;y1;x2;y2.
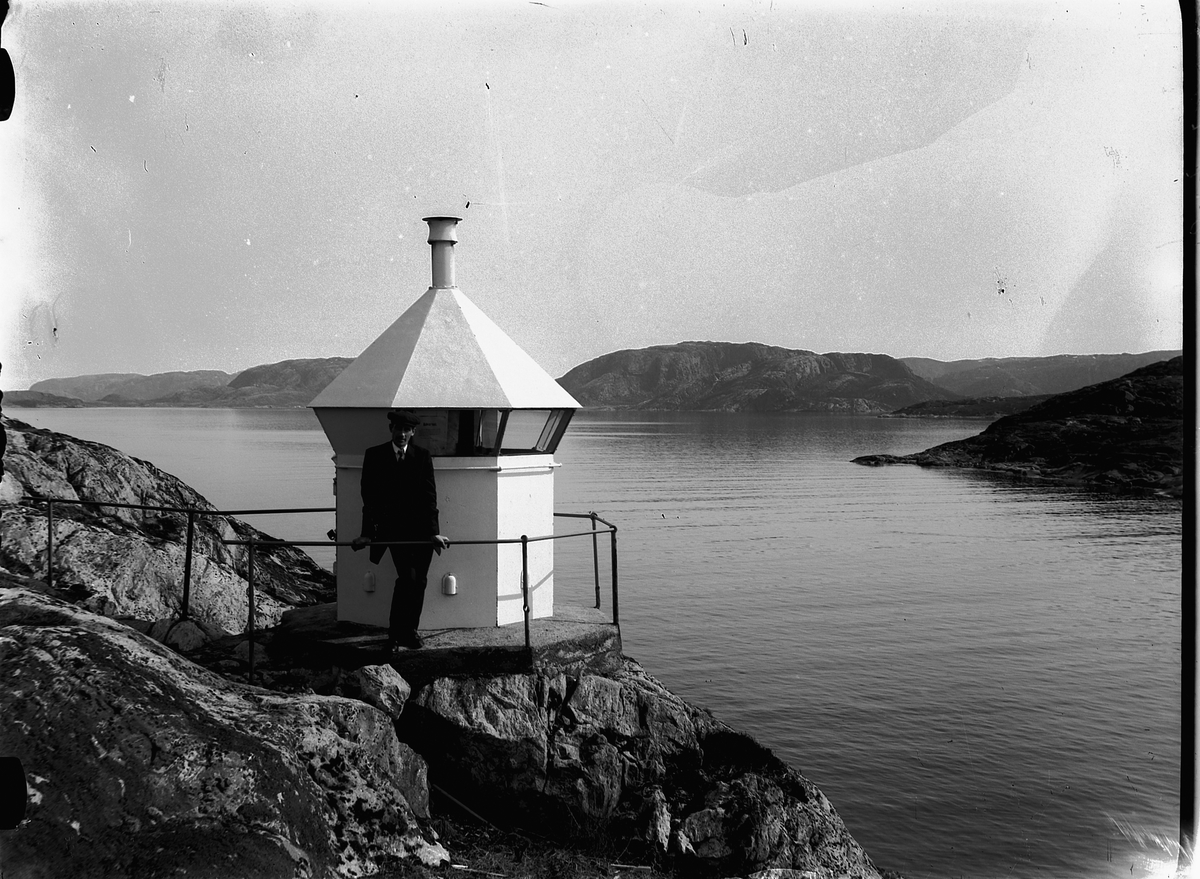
309;217;580;630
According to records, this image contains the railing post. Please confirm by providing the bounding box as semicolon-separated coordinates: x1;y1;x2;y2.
247;538;257;686
609;526;619;628
181;510;196;621
590;512;601;609
520;535;531;650
45;499;54;590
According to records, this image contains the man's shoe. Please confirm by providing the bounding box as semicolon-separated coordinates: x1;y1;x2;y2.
401;631;424;650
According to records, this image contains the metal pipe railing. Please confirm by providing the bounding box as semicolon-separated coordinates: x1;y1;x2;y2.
31;495;335;517
520;535;531;650
591;513;601;609
25;495;620;664
45;499;54;590
222;527;619;654
610;523;620;628
247;538;257;684
552;509;619;619
181;510;196;621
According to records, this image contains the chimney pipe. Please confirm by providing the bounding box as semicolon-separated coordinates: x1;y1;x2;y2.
424;216;461;288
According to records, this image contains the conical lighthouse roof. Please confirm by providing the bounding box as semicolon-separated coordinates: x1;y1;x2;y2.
309;286;580;410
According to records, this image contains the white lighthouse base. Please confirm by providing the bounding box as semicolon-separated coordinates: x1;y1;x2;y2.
333;454;557;630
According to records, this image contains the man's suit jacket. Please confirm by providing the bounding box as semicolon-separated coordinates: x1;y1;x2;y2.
359;440;441;565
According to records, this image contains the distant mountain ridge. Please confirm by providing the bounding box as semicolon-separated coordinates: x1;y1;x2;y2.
163;358;355;408
18;360;352;409
30;370;234;402
11;348;1182;413
557;341;954;413
29;367;234;401
901;351;1181;398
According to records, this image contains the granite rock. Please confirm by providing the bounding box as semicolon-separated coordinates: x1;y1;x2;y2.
0;416;334;632
399;661;883;878
148;616;228;653
0;587;446;878
335;663;412;722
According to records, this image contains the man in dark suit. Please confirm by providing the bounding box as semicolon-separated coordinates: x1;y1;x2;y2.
352;410;449;651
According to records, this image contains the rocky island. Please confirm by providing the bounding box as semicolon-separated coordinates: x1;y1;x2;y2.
853;357;1184;498
0;417;900;879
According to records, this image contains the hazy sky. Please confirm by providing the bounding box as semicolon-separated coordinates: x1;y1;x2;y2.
0;0;1184;391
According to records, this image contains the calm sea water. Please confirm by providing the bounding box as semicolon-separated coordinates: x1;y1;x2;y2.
12;407;1182;879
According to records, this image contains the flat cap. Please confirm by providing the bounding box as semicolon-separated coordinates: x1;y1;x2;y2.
386;410;422;428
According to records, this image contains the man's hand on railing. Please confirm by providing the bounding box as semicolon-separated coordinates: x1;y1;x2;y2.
433;535;450;556
350;535;372;551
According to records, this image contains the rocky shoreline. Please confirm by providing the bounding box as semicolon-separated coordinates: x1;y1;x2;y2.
0;417;901;879
853;357;1184;498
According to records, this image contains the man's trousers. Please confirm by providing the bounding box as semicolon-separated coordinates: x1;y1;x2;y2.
386;542;435;640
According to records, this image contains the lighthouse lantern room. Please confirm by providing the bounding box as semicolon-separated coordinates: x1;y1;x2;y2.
309;217;580;629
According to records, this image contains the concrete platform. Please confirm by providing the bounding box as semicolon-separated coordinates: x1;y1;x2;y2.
270;602;622;686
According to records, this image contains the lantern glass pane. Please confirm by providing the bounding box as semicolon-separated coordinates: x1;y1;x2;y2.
500;410;552;452
476;409;502;452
